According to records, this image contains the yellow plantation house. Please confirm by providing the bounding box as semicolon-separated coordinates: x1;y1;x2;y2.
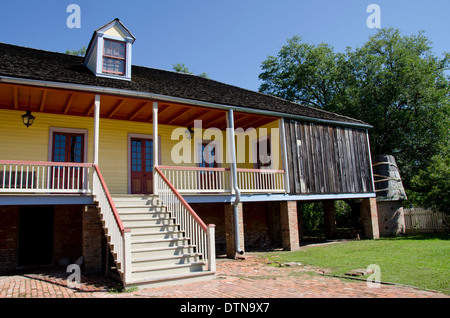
0;19;379;289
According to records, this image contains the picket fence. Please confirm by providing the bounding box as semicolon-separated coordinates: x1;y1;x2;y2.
403;207;449;233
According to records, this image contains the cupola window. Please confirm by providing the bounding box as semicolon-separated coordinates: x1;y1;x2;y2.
103;39;126;75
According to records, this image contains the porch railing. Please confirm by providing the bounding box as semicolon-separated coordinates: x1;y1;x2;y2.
0;160;91;193
158;165;285;194
158;166;230;193
155;166;216;272
237;168;285;193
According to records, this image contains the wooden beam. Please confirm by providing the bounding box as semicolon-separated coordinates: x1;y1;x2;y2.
166;108;189;125
40;90;48;112
13;87;18;109
157;104;171;117
107;99;126;118
86;98;96;116
64;94;74;114
203;114;226;129
128;102;148;120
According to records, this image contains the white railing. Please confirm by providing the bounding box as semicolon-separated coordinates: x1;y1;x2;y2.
155;166;216;272
237;168;285;193
158;165;286;194
92;164;132;284
0;160;91;193
159;166;230;193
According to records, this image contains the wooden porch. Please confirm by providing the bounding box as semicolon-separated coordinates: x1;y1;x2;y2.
0;82;289;196
0;161;286;196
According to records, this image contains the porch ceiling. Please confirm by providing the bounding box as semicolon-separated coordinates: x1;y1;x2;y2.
0;83;277;130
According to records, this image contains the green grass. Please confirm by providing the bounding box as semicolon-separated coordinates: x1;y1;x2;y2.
264;233;450;294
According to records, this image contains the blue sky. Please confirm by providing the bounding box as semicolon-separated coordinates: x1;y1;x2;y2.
1;0;449;91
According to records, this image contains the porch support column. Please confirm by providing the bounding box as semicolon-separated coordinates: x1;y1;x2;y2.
323;200;337;239
280;201;300;251
360;198;380;239
93;95;100;165
152;101;159;195
82;205;102;273
279;118;290;193
224;202;244;258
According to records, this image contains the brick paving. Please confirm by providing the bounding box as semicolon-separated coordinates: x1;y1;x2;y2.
1;253;448;299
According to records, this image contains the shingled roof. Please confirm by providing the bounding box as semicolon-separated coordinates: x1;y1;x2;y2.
0;42;368;126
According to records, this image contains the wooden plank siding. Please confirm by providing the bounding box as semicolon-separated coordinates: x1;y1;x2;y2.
284;119;373;195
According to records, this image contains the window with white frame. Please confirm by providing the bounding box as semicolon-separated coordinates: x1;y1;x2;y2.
102;39;126;75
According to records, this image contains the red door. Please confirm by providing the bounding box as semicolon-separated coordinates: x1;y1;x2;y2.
52;132;85;189
130;138;153;194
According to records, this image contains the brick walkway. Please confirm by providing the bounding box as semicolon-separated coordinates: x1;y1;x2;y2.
1;253;448;299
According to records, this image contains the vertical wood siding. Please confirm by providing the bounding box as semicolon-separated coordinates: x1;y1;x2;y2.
284;119;374;195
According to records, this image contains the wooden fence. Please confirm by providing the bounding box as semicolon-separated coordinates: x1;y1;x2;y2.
404;208;449;233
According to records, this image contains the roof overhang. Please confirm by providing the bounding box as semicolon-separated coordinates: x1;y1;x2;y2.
0;75;373;129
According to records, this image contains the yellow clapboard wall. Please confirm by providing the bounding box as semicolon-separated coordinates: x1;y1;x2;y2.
0;110;282;193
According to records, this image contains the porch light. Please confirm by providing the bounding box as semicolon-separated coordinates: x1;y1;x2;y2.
185;126;194;140
21;110;35;128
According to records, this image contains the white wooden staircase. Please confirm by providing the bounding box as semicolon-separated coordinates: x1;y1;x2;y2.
107;195;215;289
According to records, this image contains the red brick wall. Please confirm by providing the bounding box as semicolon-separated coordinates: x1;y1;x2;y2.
0;205;86;271
0;206;19;270
53;205;83;265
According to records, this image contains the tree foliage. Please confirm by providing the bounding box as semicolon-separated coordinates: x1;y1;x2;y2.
259;28;450;212
172;63;208;78
65;46;87;57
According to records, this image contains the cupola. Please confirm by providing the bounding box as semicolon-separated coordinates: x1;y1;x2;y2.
84;18;136;81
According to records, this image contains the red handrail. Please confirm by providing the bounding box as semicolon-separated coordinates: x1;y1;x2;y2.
93;164;127;233
155;166;208;232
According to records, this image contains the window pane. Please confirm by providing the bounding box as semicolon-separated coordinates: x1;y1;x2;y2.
104;40;125;58
103;57;125;74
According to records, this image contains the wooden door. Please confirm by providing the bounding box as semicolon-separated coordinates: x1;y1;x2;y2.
130;138;153;194
52;132;85;189
197;142;218;190
255;135;272;169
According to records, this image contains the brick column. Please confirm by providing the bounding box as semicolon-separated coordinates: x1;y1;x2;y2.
280;201;300;251
224;202;244;258
360;198;380;239
82;205;103;273
323;200;337;239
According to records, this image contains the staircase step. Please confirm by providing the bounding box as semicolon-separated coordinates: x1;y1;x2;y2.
121;218;176;227
112;195;160;206
132;253;202;268
127;271;215;289
131;230;184;241
116;205;168;212
131;237;191;249
127;224;179;233
131;245;196;258
118;211;172;220
131;262;205;280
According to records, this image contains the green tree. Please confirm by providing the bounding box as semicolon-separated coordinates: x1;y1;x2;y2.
65;46;87;57
259;29;450;210
172;63;208;78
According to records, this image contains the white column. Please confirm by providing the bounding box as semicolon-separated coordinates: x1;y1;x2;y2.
226;111;235;194
152;101;159;194
207;224;216;272
93;95;100;165
279;118;290;193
